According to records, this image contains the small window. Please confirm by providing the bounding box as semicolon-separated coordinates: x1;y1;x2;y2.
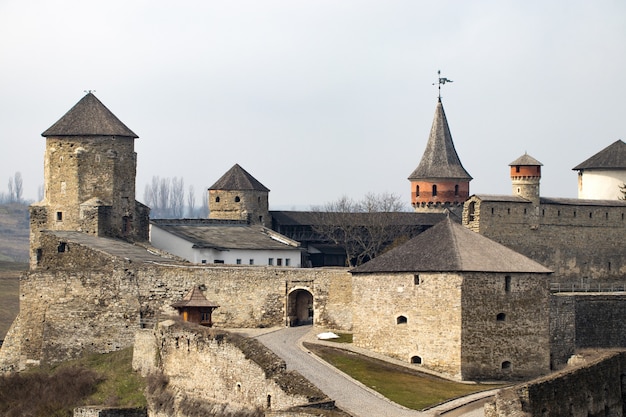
557;210;561;216
502;361;512;370
234;196;241;202
201;259;207;264
573;211;577;217
259;215;263;223
454;184;459;196
215;196;220;203
491;207;494;215
214;260;224;264
515;166;520;173
589;212;592;218
249;259;254;265
396;315;408;325
268;258;273;266
236;259;242;265
414;275;420;285
468;201;476;222
524;208;527;215
277;258;282;266
432;185;437;197
416;185;420;197
496;313;506;321
56;211;63;221
57;242;67;253
285;258;290;266
507;208;510;215
505;275;511;292
411;356;422;364
36;248;43;264
542;209;545;216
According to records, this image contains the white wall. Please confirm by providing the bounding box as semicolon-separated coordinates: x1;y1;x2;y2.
578;170;626;200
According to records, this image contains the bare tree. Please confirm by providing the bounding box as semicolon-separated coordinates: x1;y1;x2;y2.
170;177;185;218
200;188;209;218
311;192;412;267
187;185;196;218
157;177;171;217
13;172;23;203
7;177;14;203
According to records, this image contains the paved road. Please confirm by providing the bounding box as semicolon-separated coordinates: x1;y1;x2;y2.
254;326;487;417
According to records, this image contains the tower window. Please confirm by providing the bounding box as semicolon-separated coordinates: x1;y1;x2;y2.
496;313;506;321
515;166;520;173
411;356;422;364
249;259;254;265
416;185;420;197
502;361;512;370
56;211;63;221
215;196;220;203
234;196;241;202
432;185;437;197
414;275;420;285
268;258;273;266
57;242;67;253
454;184;459;196
396;315;408;325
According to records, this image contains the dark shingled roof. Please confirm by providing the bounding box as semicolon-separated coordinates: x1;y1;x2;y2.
209;164;270;192
350;216;552;274
509;153;543;166
171;287;219;309
408;99;472;181
151;219;299;251
269;210;448;227
42;93;138;138
473;194;626;207
572;140;626;170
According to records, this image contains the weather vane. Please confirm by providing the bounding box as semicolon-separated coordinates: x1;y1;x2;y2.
432;70;453;99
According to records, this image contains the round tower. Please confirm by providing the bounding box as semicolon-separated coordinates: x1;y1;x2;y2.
509;153;542;205
208;164;270;227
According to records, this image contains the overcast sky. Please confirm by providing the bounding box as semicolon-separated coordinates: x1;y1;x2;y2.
1;1;625;210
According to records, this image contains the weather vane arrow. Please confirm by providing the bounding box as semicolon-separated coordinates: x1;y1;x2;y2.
432;70;453;99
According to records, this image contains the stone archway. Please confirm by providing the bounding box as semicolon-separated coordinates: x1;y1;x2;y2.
287;289;313;327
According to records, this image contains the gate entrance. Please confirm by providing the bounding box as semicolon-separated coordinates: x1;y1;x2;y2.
287;289;313;326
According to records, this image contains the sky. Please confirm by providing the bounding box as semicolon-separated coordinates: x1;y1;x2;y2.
1;1;625;210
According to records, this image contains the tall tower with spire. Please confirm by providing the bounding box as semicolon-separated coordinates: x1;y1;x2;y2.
30;93;149;265
408;94;472;214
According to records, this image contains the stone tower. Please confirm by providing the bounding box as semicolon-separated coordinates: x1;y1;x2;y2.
208;164;270;227
509;153;542;206
408;98;472;214
30;93;149;265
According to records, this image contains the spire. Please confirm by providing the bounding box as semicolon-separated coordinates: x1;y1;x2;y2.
408;100;472;181
42;92;138;138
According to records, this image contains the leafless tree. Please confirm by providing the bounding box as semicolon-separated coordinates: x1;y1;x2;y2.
311;192;412;267
7;177;14;202
13;172;23;203
187;185;196;217
200;188;209;218
170;177;185;218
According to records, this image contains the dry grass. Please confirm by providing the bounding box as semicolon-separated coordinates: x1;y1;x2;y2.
0;261;25;341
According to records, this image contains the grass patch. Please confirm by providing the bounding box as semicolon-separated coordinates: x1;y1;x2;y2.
1;347;146;416
330;333;353;343
0;261;26;340
305;343;500;410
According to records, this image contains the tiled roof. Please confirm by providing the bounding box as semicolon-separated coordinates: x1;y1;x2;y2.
151;219;300;250
350;216;552;274
572;140;626;170
408;99;472;181
42;93;138;138
209;164;270;192
472;194;626;207
509;153;543;166
171;286;219;309
269;210;449;227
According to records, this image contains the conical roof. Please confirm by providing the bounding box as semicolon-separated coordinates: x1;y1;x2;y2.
572;140;626;170
42;93;138;138
209;164;270;192
509;153;543;166
171;286;219;309
351;216;552;274
408;99;472;181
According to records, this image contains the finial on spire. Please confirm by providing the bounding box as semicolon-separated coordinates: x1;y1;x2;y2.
432;70;453;100
84;90;96;94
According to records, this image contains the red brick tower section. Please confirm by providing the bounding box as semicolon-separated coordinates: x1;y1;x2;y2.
408;98;472;213
509;153;542;205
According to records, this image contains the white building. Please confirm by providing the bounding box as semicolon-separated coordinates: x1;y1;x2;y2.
573;140;626;200
150;219;303;267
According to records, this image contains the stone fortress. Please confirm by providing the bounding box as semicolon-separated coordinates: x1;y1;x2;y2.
1;92;625;416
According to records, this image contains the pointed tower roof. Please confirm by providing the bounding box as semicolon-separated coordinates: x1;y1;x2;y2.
171;286;219;309
209;164;270;192
351;216;551;274
408;99;472;181
42;93;138;138
572;140;626;170
509;153;543;167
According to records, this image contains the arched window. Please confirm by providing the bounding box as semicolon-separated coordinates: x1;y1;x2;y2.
468;201;476;222
396;315;408;325
234;196;241;202
411;356;422;364
432;185;437;196
215;196;220;203
502;361;512;370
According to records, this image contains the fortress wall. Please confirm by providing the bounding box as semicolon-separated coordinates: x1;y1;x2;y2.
484;350;626;417
464;199;626;284
135;321;330;416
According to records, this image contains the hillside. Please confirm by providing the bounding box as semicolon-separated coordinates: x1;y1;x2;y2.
0;203;29;263
0;261;25;341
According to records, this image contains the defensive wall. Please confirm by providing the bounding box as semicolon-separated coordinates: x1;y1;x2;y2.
463;197;626;285
132;320;335;417
484;349;626;417
0;231;352;371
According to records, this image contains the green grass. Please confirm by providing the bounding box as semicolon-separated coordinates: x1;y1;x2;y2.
305;343;501;410
0;261;25;340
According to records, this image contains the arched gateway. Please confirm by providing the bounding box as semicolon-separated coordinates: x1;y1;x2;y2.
287;289;313;326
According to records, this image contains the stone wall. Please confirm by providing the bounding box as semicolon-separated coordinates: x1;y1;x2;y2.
484;350;626;417
463;197;626;285
134;321;333;417
0;232;352;371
